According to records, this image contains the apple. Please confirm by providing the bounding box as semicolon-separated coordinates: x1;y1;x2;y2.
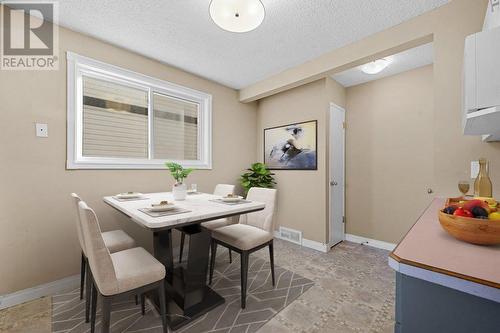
463;200;483;212
464;199;492;214
453;208;473;218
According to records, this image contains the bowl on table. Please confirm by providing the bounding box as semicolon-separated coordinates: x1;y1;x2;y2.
221;194;243;203
150;201;177;212
116;192;143;199
439;197;500;245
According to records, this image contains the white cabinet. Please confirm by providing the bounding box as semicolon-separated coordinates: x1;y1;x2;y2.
463;26;500;139
483;0;500;30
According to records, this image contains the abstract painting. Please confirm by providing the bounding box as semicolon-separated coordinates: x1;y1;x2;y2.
264;120;317;170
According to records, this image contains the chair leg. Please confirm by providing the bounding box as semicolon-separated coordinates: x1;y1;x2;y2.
209;239;217;285
240;251;249;309
85;262;92;323
141;294;146;315
158;282;169;333
269;241;275;287
179;232;185;263
80;252;86;300
101;296;112;333
90;281;98;333
228;249;232;263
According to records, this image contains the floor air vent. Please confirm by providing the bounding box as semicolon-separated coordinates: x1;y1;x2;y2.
278;227;302;245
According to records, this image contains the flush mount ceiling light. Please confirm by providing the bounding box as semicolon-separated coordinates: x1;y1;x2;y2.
360;58;392;75
209;0;265;33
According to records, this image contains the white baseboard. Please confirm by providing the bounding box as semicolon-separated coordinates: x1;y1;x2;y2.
345;233;396;251
301;238;329;253
0;274;80;310
274;231;329;253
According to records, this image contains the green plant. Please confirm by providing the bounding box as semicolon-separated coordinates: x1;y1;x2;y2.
240;163;276;193
165;162;193;184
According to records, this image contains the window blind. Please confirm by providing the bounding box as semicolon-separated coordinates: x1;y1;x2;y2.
82;76;149;158
153;92;199;160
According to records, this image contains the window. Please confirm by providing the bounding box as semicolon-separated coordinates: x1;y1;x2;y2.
67;52;212;169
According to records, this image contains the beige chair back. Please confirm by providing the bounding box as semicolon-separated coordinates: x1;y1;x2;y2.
78;201;119;296
241;187;277;233
71;193;86;256
213;184;235;197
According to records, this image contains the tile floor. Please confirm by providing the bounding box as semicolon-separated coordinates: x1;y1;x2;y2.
0;296;51;333
253;240;395;333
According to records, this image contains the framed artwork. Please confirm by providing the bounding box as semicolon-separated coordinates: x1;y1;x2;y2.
264;120;317;170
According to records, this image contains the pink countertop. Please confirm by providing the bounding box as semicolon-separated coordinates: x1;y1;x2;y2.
391;198;500;288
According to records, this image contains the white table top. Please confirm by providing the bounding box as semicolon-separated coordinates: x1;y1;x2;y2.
103;192;265;230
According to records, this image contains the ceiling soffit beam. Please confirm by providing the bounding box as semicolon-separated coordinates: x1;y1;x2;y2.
238;4;446;103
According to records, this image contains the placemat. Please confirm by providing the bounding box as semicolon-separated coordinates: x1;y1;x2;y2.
112;196;149;202
138;207;191;218
210;199;252;206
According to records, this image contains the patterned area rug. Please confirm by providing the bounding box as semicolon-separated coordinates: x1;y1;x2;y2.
51;252;314;333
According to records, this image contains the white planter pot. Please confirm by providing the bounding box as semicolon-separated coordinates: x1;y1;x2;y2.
172;183;187;201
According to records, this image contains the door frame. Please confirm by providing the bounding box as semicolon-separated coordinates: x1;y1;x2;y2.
328;102;346;247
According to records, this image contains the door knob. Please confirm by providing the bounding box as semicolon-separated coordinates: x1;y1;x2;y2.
330;181;338;186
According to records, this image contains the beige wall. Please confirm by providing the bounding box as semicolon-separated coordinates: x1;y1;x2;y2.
345;65;435;242
253;0;500;245
256;78;345;243
0;23;257;294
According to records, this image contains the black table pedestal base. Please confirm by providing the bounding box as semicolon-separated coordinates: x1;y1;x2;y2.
165;286;224;330
152;224;225;330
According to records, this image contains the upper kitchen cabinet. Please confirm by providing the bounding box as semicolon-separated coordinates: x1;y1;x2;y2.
463;2;500;140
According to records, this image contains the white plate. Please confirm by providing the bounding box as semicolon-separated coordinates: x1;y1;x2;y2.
221;196;243;203
150;203;177;212
116;192;143;199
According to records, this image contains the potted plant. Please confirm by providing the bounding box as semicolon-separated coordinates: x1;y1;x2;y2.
165;162;193;200
240;162;276;194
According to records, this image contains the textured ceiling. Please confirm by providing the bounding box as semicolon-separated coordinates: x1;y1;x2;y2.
333;43;434;87
54;0;449;89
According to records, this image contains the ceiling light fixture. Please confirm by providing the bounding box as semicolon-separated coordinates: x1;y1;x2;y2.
209;0;265;33
360;58;392;75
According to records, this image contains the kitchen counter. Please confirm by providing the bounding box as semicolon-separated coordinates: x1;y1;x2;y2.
388;197;500;333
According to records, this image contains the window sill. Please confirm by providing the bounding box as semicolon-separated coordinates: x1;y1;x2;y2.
66;159;212;170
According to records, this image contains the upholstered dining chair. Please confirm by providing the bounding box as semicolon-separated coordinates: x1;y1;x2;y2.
78;201;169;333
209;187;277;309
70;193;136;323
178;184;236;263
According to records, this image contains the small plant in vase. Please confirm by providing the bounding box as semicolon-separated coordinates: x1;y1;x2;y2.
165;162;193;200
240;162;276;194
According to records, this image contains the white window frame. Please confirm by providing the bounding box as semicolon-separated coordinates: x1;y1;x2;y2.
67;52;212;169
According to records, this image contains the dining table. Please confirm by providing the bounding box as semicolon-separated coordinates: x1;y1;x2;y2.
103;191;265;330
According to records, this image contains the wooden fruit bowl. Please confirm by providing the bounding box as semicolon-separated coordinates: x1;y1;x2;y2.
439;198;500;245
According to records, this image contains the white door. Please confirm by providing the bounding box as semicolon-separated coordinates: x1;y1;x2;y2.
329;103;345;247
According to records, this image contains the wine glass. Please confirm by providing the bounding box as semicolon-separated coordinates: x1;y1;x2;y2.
190;184;197;193
458;181;470;197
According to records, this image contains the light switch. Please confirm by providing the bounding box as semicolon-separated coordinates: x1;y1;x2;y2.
35;123;48;137
471;160;479;179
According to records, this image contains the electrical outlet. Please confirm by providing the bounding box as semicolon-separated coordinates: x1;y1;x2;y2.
471;160;479;179
36;123;48;137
